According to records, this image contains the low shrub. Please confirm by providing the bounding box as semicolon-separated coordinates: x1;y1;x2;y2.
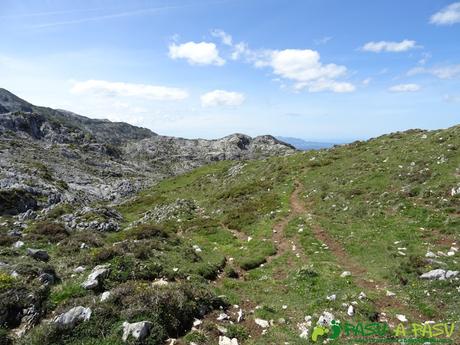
125;224;170;240
30;221;69;243
226;324;249;341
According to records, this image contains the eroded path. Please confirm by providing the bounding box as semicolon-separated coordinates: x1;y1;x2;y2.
267;182;308;266
291;182;428;322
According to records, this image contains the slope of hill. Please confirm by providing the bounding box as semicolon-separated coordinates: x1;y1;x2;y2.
1;122;458;344
0;89;294;215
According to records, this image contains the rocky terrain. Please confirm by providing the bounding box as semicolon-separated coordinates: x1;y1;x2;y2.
0;89;294;216
0;89;459;345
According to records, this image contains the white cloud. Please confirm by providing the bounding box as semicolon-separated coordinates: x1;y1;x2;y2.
211;29;233;46
260;49;355;93
430;2;460;25
388;83;421;92
362;40;418;52
168;41;225;66
407;64;460;79
362;78;372;86
200;90;245;107
71;80;189;100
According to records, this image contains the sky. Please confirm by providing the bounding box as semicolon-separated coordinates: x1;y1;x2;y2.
0;0;459;141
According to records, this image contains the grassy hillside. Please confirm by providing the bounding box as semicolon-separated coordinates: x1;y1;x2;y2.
1;125;459;344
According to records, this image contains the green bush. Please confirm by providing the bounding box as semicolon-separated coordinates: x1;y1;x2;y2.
226;324;249;341
0;273;14;291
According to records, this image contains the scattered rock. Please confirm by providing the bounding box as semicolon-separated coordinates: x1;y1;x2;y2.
425;251;437;258
255;318;270;328
54;306;92;328
340;271;351;278
73;266;86;273
420;269;459;281
26;248;49;262
18;209;37;221
122;321;152;342
152;278;169;286
451;186;460;197
317;311;335;326
396;314;408;323
219;336;239;345
217;313;229;321
12;240;24;248
100;291;111;302
81;264;110;289
298;315;312;339
38;272;55;285
237;309;243;323
347;305;354;316
358;292;367;300
326;294;336;301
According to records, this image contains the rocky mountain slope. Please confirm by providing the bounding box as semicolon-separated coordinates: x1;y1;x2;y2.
0;89;294;215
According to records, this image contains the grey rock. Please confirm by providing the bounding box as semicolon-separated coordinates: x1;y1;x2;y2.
54;306;92;328
122;321;152;342
18;209;37;221
219;336;239;345
82;265;110;290
12;240;24;248
100;291;111;302
26;248;49;261
38;272;55;285
7;229;22;237
420;269;458;280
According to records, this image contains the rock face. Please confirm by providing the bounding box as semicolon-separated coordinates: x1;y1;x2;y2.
81;265;110;290
122;321;152;342
54;306;91;328
0;88;295;216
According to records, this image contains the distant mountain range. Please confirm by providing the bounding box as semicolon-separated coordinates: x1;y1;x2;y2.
276;136;337;150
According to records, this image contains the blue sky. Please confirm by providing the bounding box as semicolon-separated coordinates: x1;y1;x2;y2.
0;0;459;141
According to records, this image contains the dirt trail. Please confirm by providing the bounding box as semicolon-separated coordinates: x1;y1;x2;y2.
290;183;428;321
267;182;308;267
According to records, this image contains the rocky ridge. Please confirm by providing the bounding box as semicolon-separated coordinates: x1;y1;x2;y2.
0;88;294;216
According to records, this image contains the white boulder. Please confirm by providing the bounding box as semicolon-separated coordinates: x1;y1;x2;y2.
255;318;270;328
219;336;239;345
82;265;110;289
54;306;92;328
122;321;152;342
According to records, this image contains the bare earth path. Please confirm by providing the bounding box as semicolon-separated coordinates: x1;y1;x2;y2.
290;182;428;322
266;182;308;271
216;181;427;329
